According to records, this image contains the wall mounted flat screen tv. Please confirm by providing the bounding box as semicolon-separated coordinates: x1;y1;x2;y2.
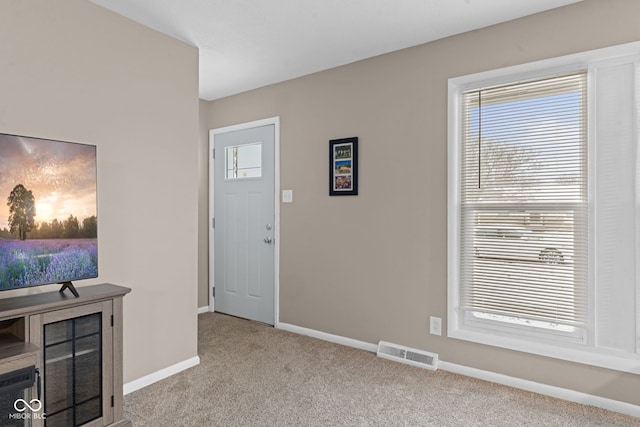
0;133;97;292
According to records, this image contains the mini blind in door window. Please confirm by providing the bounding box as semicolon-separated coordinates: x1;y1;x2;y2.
459;72;588;333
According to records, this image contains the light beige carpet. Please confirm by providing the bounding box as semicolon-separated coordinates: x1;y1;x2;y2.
124;312;638;426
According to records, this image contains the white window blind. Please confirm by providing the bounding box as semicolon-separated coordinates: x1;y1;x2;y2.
459;72;588;335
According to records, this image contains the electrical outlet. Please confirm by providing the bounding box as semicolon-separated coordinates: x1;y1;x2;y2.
430;316;442;336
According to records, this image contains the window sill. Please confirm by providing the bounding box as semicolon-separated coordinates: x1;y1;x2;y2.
448;325;640;375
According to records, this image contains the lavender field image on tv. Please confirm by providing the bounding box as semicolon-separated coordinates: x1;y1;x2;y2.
0;133;97;290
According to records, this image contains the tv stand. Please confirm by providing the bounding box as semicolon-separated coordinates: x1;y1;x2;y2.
0;283;131;426
58;281;80;297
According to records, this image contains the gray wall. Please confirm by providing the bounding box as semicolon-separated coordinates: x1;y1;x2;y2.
0;0;200;383
202;0;640;405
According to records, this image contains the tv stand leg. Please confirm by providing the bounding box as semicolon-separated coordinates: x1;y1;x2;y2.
59;282;80;298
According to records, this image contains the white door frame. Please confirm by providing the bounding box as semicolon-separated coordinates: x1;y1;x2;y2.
208;116;280;327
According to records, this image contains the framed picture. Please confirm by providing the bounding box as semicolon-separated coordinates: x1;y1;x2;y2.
329;137;358;196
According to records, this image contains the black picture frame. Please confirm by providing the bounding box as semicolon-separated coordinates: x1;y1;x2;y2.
329;137;358;196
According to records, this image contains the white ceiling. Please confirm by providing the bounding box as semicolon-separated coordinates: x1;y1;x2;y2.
90;0;581;101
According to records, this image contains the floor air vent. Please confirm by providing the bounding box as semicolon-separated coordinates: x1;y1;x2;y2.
376;341;438;371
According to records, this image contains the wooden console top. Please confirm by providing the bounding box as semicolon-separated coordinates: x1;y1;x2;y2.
0;283;131;321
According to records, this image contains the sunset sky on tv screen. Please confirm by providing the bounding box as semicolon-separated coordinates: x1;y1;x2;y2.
0;134;96;227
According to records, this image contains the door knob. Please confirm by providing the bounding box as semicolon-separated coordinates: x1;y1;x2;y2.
264;237;273;244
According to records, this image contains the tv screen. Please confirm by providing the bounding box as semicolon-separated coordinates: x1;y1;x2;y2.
0;133;97;291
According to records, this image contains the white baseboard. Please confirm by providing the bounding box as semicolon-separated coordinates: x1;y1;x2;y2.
277;322;378;353
197;306;210;314
123;356;201;395
438;361;640;419
278;322;640;419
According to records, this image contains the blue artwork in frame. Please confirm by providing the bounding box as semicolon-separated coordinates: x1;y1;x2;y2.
329;137;358;196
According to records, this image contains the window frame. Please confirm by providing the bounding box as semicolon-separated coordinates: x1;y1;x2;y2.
447;41;640;374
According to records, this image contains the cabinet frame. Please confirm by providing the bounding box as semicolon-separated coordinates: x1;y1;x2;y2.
30;301;113;426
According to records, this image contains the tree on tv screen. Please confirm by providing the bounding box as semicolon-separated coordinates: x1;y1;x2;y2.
7;184;35;241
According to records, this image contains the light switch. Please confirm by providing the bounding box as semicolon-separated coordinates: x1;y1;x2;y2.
282;189;293;203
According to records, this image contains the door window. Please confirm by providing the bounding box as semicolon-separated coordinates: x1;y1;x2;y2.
225;143;262;179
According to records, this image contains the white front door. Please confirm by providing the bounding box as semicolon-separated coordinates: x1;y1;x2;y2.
211;122;275;325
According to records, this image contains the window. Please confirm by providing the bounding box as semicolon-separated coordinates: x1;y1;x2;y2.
448;42;640;373
225;143;262;179
461;73;588;340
